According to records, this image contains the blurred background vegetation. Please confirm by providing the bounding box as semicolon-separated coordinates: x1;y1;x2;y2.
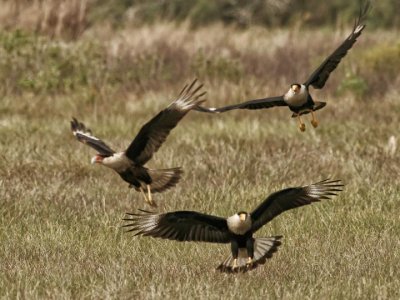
90;0;400;29
0;0;400;115
0;0;398;99
0;0;399;41
0;0;398;112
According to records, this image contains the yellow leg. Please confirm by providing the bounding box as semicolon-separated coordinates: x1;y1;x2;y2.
232;258;238;270
246;257;253;266
139;187;150;205
297;115;306;132
311;111;318;128
146;184;157;207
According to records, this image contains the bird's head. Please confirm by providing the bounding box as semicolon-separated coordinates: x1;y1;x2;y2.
291;83;301;94
237;211;249;222
91;154;105;164
227;211;252;235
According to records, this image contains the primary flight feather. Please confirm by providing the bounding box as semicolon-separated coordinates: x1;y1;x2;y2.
71;79;206;206
124;179;343;273
196;2;370;132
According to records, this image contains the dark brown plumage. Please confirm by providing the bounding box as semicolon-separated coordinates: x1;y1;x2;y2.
71;118;115;156
123;179;343;272
195;2;370;132
71;79;206;206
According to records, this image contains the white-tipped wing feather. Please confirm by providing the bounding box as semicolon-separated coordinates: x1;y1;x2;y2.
70;118;115;156
195;96;286;113
125;79;206;165
250;179;344;233
123;209;230;243
304;2;370;89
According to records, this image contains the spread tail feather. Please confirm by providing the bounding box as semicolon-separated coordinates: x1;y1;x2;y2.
146;167;183;193
216;236;282;273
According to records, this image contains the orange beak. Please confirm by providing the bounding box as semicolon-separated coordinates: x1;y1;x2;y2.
91;155;103;164
292;85;300;93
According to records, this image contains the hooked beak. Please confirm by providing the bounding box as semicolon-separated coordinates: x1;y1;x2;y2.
91;155;103;164
292;86;300;93
239;214;247;222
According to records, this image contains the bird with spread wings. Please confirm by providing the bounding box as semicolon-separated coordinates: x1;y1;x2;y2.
196;2;370;132
124;179;343;272
71;79;206;206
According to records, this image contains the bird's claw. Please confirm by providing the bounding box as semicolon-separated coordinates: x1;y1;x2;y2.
311;119;318;128
147;199;158;208
246;257;253;266
246;257;253;269
299;123;306;132
139;186;157;207
146;184;157;207
310;111;318;128
231;259;238;271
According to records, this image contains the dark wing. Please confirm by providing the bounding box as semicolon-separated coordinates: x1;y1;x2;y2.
194;96;286;113
123;209;231;243
250;179;343;233
70;118;115;156
125;79;206;165
304;2;370;89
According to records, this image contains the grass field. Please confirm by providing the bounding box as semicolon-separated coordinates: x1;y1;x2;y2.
1;21;400;299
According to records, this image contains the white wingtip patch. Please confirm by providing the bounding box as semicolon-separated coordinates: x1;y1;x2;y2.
90;156;98;164
74;130;100;141
307;185;321;198
354;25;364;34
137;213;160;232
170;81;206;111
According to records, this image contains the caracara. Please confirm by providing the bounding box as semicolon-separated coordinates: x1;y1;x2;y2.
196;3;369;132
123;179;343;273
71;80;206;206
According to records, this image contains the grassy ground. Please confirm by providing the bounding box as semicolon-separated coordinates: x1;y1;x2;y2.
1;23;400;299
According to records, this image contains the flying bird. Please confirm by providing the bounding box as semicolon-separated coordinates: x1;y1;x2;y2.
123;179;343;273
196;3;369;131
71;79;206;207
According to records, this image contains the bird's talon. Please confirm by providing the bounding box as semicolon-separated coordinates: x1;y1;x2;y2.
246;257;253;268
299;124;306;132
231;259;238;271
148;200;158;208
311;119;318;128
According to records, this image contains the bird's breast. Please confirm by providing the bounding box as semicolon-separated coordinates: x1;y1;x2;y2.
102;152;132;172
284;87;308;107
227;215;252;235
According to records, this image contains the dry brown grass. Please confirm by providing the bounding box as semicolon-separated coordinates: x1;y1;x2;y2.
0;21;400;299
0;0;88;39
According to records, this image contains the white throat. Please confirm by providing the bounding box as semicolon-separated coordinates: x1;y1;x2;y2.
101;152;131;172
227;214;252;235
283;84;308;107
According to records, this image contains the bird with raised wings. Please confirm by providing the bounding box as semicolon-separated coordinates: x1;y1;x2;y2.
123;179;343;272
71;80;206;207
196;3;369;132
